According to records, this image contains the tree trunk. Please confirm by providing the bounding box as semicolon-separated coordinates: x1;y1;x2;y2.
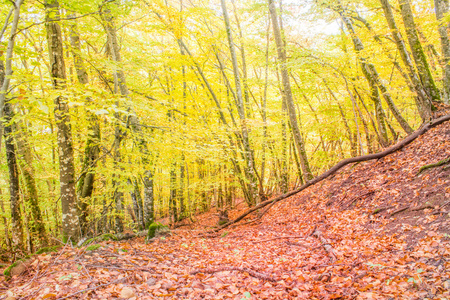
179;154;186;221
14;121;48;247
1;63;23;250
0;1;25;250
169;163;178;224
338;16;389;145
68;15;101;235
339;11;412;135
45;0;80;244
434;0;450;104
379;0;433;120
143;169;154;227
268;0;313;181
399;0;441;102
231;0;252;119
0;0;23;115
221;0;259;204
102;4;155;230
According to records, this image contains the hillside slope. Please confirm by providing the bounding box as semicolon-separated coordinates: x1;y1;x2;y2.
2;119;450;299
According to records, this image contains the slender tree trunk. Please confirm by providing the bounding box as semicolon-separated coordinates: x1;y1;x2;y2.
434;0;450;104
143;169;154;227
399;0;441;102
338;15;389;145
14;122;48;246
0;9;20;248
260;16;271;198
0;0;23;115
221;0;259;204
339;10;413;135
179;39;253;206
169;163;178;224
179;154;186;221
45;0;80;243
379;0;433;120
269;0;313;181
275;64;290;193
1;64;23;250
230;0;251;118
102;5;155;229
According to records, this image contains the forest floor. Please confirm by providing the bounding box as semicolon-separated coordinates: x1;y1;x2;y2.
1;118;450;299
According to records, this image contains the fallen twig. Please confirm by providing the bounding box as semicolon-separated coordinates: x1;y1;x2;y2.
285;240;312;248
342;190;376;209
411;204;434;211
439;200;450;209
390;206;409;217
85;264;155;273
253;235;307;244
371;206;394;215
191;267;277;282
312;228;338;261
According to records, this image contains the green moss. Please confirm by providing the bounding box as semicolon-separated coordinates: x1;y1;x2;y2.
81;233;118;246
218;219;228;226
101;233;118;241
86;244;101;251
147;222;168;239
4;245;64;277
34;245;61;255
4;261;19;277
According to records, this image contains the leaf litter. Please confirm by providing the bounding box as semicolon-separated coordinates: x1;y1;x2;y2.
1;121;450;299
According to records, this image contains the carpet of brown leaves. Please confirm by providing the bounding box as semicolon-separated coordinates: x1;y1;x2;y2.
1;121;449;299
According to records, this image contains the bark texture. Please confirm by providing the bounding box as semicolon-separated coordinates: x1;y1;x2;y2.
1;61;23;249
339;10;412;136
45;0;80;243
399;0;441;103
102;4;154;230
434;0;450;104
221;0;259;204
68;16;101;235
14;122;48;246
268;0;313;181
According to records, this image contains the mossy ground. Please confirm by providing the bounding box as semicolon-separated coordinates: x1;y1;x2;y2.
147;222;169;239
81;233;118;246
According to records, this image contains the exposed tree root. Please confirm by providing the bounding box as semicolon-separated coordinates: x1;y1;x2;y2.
214;114;450;232
191;266;277;282
342;190;376;209
418;156;450;174
371;206;394;215
389;206;409;217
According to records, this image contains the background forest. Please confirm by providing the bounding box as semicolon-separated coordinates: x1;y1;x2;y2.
0;0;448;256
